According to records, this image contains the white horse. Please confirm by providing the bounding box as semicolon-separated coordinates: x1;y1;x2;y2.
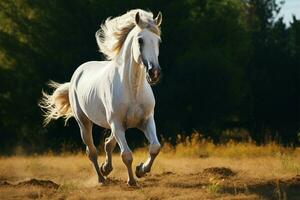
39;9;162;186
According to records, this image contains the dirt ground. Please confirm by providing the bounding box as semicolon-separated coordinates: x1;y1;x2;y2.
0;152;299;200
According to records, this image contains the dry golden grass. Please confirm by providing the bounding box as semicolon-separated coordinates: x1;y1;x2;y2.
0;134;300;200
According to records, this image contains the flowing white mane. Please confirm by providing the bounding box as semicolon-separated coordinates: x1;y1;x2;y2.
96;9;161;60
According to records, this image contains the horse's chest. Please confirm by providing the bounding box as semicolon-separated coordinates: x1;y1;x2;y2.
125;104;150;128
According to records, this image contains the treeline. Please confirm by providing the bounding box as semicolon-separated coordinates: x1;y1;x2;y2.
0;0;299;154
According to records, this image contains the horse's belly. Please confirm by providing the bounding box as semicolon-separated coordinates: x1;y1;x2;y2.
76;84;110;128
81;99;110;128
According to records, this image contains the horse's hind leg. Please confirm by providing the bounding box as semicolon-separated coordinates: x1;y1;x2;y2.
77;116;105;184
100;132;116;176
69;89;105;184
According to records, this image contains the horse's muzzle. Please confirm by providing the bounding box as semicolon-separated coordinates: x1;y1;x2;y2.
147;67;161;85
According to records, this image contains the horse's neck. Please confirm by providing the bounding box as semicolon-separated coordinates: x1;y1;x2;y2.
116;39;146;100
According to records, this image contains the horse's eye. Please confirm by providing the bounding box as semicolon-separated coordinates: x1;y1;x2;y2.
138;38;144;46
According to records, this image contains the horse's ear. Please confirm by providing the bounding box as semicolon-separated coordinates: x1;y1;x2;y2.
155;12;162;26
135;12;140;25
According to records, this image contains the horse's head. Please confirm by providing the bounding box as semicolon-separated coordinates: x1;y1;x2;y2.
132;11;162;85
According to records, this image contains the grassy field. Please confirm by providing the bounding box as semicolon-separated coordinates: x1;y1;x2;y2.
0;136;300;200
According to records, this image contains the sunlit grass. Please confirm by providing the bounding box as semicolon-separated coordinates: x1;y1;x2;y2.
136;132;299;159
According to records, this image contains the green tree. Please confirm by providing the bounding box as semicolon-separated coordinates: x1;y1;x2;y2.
246;0;299;143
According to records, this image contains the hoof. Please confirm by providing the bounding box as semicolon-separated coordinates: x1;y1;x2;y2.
135;163;145;178
99;181;107;186
127;179;137;187
100;162;113;176
98;176;106;184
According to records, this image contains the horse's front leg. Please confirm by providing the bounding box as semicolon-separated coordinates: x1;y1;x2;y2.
136;116;161;178
111;122;137;186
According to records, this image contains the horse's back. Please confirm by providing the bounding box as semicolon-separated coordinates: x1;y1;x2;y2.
74;61;108;78
70;61;109;93
69;61;110;128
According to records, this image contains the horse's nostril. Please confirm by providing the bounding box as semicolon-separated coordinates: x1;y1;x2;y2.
147;68;160;83
148;68;154;76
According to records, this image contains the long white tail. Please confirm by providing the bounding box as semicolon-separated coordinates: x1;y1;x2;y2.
39;81;73;126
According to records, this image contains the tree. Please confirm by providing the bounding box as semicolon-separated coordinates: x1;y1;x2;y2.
156;0;251;141
246;0;299;143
